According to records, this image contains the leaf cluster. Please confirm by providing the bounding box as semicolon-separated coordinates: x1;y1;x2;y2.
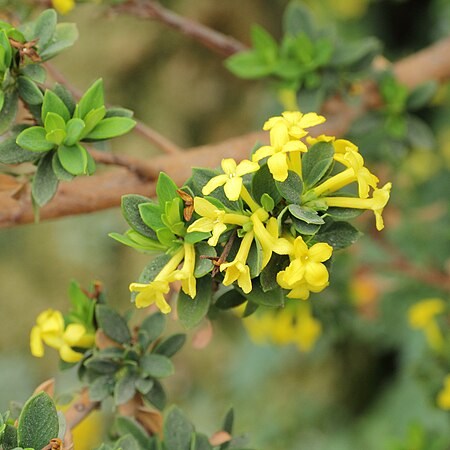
81;307;186;411
97;406;255;450
225;1;380;110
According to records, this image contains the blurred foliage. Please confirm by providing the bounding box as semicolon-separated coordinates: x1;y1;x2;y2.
0;0;449;449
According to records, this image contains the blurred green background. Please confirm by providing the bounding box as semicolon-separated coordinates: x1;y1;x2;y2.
1;0;449;449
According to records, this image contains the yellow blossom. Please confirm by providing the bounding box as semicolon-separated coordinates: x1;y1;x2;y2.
277;237;333;299
52;0;75;14
307;134;359;154
129;247;185;313
168;243;197;299
251;213;292;268
323;182;392;230
314;148;379;199
220;231;254;293
202;158;259;201
437;375;450;410
253;124;306;181
187;197;249;246
30;309;94;363
408;298;446;352
294;305;322;352
263;111;326;139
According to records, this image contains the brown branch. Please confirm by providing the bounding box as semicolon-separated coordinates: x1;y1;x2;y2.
43;62;182;155
64;387;99;430
114;0;248;57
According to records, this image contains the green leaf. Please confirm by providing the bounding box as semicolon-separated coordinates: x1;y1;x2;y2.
46;129;66;145
242;300;259;317
79;106;106;137
288;204;324;224
17;392;59;450
139;313;166;347
53;84;76;115
135;378;154;395
88;375;115;402
17;76;43;105
138;201;165;232
64;118;85;146
324;207;363;220
86;117;136;140
178;276;212;329
251;163;281;205
84;357;121;374
57;144;88;175
301;141;334;189
34;9;57;49
215;289;247;310
163;406;194;450
42;90;70;122
2;424;18;450
0;29;12;68
241;278;283;307
405;115;435;150
193;433;213;450
52;152;74;181
45;112;66;133
105;107;134;118
95;305;132;345
141;354;174;378
154;333;186;357
406;81;438;110
78;78;104;119
21;64;46;83
0;90;18;135
121;194;157;239
315;221;361;250
291;218;321;235
225;51;273;79
143;379;166;410
194;242;216;277
260;254;289;292
32;152;59;207
39;23;79;60
115;416;154;449
114;370;137;405
330;38;380;68
0;136;39;164
136;253;173;284
283;2;316;39
156;172;179;208
114;434;141;450
251;24;278;62
275;170;302;203
260;193;275;212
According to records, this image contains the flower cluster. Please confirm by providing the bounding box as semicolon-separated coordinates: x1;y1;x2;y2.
243;302;322;352
113;110;392;323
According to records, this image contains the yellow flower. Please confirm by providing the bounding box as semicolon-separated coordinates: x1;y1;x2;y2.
187;197;249;246
271;309;297;345
294;305;322;352
30;309;94;363
263;111;326;139
253;124;306;181
202;158;259;201
168;243;197;299
52;0;75;14
251;213;292;268
323;182;392;230
129;247;185;313
307;135;359;154
408;298;446;352
437;375;450;410
314;148;379;199
220;231;254;293
277;237;333;299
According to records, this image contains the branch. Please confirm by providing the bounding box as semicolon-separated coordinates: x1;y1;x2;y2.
43;62;182;155
64;387;99;429
114;0;248;57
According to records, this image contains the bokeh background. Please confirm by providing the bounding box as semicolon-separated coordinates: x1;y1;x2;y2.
1;0;449;449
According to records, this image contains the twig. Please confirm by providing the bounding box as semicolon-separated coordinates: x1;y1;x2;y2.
65;387;99;429
114;0;248;57
43;62;182;155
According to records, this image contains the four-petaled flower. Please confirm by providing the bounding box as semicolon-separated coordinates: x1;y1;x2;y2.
202;158;259;201
253;124;306;181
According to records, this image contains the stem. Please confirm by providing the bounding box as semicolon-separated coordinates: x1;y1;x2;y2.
289;151;302;179
114;0;248;57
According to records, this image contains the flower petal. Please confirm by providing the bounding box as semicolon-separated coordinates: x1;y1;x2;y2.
268;152;288;181
308;243;333;262
59;345;83;363
30;326;44;357
298;112;326;129
224;176;243;201
235;159;260;176
252;145;274;162
221;158;237;175
202;174;228;195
